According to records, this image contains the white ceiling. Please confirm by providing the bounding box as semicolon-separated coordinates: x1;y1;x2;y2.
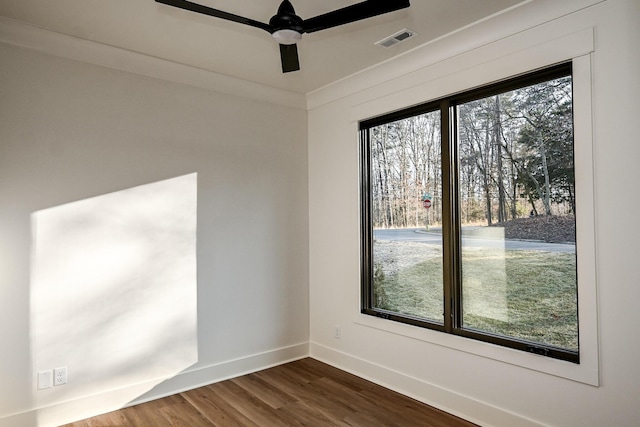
0;0;527;94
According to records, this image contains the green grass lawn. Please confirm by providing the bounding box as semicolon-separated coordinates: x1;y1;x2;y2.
374;243;578;351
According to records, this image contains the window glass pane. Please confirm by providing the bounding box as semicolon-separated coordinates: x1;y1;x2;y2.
370;111;444;323
457;76;578;351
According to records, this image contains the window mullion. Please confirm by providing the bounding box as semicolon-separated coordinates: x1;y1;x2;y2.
441;100;460;333
449;102;463;332
360;128;374;312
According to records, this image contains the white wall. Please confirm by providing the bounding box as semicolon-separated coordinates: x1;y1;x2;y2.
0;40;309;425
308;0;640;426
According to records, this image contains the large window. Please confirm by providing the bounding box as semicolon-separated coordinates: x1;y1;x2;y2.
360;63;578;362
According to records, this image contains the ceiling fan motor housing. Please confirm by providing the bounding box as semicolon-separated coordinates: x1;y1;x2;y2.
269;0;304;34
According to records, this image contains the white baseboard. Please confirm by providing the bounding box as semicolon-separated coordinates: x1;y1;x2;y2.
0;342;309;427
309;341;547;427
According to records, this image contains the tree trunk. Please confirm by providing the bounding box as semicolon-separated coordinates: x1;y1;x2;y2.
539;138;552;216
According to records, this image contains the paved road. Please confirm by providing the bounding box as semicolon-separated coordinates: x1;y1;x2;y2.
374;228;576;253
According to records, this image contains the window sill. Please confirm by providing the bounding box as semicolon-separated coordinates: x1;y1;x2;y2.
353;312;598;386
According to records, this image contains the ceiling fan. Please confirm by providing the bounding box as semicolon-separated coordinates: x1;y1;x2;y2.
155;0;411;73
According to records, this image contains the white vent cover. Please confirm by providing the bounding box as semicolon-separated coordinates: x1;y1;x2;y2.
375;28;416;48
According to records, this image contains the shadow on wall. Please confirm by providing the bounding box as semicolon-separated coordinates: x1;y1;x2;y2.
29;173;199;426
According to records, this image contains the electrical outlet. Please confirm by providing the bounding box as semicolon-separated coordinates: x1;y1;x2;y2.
54;367;67;386
37;370;53;390
334;325;341;339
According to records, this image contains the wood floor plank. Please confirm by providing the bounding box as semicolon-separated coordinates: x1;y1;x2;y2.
254;367;358;423
85;410;129;427
181;387;257;427
122;395;212;427
206;379;301;426
61;358;478;427
276;398;353;427
230;372;297;409
157;399;213;427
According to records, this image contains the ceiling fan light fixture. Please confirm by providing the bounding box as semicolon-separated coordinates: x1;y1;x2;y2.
272;28;302;45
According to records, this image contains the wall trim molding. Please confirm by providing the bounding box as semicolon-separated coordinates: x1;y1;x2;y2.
0;342;309;427
306;0;603;110
0;16;307;111
309;342;547;427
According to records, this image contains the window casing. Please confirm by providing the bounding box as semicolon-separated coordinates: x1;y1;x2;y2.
360;63;579;363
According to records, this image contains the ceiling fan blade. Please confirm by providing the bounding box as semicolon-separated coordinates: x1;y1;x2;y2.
302;0;410;34
156;0;272;33
279;44;300;73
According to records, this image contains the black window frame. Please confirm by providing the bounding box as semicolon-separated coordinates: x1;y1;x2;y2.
359;62;579;363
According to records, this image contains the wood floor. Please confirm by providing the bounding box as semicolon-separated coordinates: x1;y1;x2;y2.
62;358;477;427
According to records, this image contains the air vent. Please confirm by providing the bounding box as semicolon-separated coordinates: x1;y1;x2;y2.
375;28;416;48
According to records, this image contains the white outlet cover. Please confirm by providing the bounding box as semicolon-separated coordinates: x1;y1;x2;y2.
37;370;53;389
54;367;67;386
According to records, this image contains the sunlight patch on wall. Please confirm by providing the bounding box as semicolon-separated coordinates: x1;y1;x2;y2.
30;173;198;419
